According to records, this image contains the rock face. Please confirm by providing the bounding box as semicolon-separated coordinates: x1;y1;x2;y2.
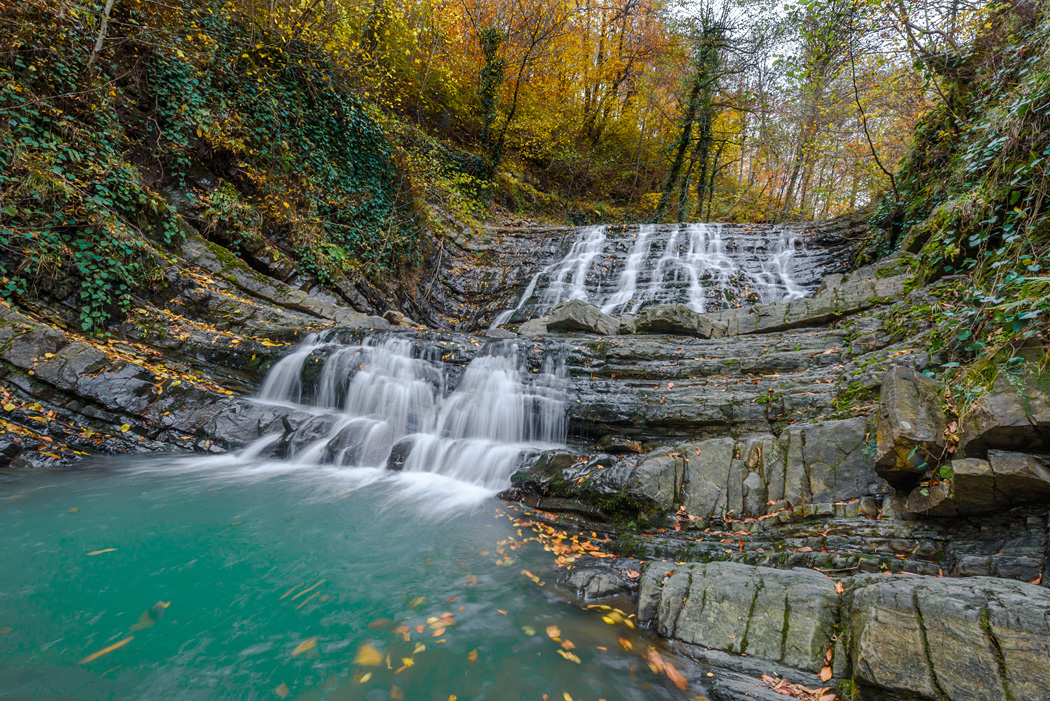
875;366;947;487
638;561;839;673
545;300;620;335
845;575;1050;701
639;560;1050;701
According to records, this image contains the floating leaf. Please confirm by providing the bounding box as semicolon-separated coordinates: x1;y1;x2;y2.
87;548;117;556
79;636;133;664
275;682;290;699
545;625;561;639
467;649;478;662
291;637;317;658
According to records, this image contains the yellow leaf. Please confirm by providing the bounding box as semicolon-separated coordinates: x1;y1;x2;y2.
359;673;372;683
291;637;317;658
354;642;383;666
120;424;131;432
545;625;561;640
87;548;117;556
79;636;133;664
2;404;13;411
413;643;425;654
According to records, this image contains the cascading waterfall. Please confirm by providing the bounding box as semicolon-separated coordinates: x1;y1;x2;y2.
243;336;568;490
492;222;839;323
542;225;608;306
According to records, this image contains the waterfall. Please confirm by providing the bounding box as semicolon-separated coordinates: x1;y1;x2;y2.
542;225;608;306
243;336;568;490
495;222;836;323
600;224;654;314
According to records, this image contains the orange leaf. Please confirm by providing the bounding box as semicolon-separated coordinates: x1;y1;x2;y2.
467;649;478;662
819;666;833;682
665;662;688;690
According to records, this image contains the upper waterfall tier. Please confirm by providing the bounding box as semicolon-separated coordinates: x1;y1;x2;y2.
490;222;844;325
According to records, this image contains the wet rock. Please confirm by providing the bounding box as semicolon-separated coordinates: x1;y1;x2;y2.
594;434;643;454
546;300;619;335
875;366;947;487
8;449;70;470
617;315;637;334
386;438;414;472
624;450;684;513
958;374;1050;456
846;575;1050;701
483;328;517;339
557;564;629;601
639;561;839;673
200;400;283;448
633;304;727;339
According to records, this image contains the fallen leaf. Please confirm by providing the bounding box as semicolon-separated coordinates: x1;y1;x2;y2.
87;548;118;556
819;666;833;682
467;649;478;662
354;642;383;666
834;582;844;594
79;636;133;664
359;673;372;683
291;637;317;658
546;625;561;639
665;661;688;690
618;637;632;651
413;643;425;654
275;682;290;699
625;570;640;579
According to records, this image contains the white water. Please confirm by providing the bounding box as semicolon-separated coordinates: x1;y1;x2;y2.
240;336;567;490
542;225;608;306
600;224;654;314
493;222;820;322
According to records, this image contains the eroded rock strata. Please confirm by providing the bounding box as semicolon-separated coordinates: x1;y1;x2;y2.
3;220;1049;700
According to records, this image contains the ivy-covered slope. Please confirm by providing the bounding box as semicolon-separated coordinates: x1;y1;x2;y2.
870;0;1050;396
1;0;426;332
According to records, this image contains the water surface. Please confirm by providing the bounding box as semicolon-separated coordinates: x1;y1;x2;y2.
0;458;695;700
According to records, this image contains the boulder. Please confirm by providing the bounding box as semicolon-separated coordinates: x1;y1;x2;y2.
545;299;619;335
483;327;517;339
517;317;549;336
557;564;629;601
901;481;958;517
634;304;727;338
624;450;684;512
638;561;839;673
958;374;1050;456
875;366;947;487
846;575;1050;701
386;437;415;471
